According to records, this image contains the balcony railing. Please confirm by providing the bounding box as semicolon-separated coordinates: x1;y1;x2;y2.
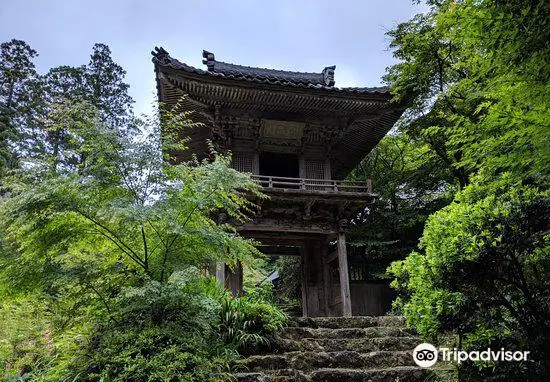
251;175;372;194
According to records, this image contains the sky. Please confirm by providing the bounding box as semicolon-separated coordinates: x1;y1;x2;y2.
1;0;427;115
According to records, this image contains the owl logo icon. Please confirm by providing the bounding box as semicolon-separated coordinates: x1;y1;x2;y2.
413;343;438;367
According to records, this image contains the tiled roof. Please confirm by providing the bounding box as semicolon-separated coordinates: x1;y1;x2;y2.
202;50;334;86
151;47;389;95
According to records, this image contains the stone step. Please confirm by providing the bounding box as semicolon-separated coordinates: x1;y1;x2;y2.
276;336;419;353
235;369;308;382
282;326;415;340
236;366;455;382
236;350;415;372
291;316;406;329
232;316;454;382
309;366;454;382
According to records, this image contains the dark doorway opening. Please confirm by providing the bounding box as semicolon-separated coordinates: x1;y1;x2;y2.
259;152;299;178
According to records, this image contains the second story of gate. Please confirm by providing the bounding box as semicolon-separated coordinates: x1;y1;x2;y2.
152;47;404;197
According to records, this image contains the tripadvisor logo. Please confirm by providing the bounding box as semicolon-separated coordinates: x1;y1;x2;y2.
413;343;530;368
413;343;438;367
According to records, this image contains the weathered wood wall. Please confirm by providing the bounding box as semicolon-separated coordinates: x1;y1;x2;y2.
350;283;395;316
328;283;394;316
303;240;329;317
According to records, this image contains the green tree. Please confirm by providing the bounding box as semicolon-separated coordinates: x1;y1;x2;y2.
390;178;550;379
85;43;133;129
386;0;550;379
0;103;266;379
40;67;88;171
36;43;134;171
0;41;135;174
0;40;284;380
348;132;455;280
0;39;42;175
1;103;260;291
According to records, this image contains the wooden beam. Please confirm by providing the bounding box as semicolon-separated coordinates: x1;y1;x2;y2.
238;232;328;244
239;224;338;235
257;245;301;256
337;232;352;317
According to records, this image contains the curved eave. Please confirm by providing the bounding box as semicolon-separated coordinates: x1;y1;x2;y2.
156;67;396;121
331;110;403;179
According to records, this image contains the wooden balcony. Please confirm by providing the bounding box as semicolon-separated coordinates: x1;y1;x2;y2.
251;175;372;195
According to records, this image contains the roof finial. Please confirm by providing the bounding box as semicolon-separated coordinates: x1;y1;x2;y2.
202;50;215;71
151;47;171;65
323;66;336;87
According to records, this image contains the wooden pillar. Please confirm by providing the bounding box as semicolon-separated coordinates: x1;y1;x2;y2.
299;155;306;178
216;261;243;296
337;232;352;317
313;240;327;316
226;261;243;296
324;157;332;180
252;152;260;175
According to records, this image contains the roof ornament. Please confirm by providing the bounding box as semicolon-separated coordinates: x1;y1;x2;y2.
151;47;172;65
202;50;216;71
323;66;336;87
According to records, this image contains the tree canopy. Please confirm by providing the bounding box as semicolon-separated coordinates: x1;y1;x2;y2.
382;0;549;380
0;41;285;381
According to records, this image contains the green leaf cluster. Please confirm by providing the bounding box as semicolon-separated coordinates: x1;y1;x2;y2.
384;0;550;379
0;99;276;379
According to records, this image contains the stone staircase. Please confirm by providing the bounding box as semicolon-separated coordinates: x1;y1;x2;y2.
233;316;454;382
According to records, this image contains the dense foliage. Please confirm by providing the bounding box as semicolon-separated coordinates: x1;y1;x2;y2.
0;41;286;381
0;40;41;177
347;132;455;280
70;271;285;381
383;0;549;380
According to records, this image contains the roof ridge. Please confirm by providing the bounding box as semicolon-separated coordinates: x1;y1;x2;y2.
202;50;333;77
152;47;388;94
202;50;335;86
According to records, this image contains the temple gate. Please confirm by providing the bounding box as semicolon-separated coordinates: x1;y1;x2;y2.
152;47;403;317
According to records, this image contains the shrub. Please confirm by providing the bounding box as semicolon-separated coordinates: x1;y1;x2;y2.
220;283;287;356
389;181;550;380
67;268;235;382
15;268;288;381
